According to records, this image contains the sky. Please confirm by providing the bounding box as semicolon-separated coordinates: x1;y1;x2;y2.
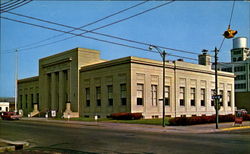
0;0;249;97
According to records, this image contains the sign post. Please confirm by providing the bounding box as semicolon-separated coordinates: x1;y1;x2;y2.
234;110;243;126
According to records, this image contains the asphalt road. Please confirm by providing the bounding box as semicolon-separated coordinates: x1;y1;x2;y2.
0;120;250;154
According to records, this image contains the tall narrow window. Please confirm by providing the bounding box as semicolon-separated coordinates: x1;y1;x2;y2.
25;94;28;109
211;89;215;106
107;85;113;106
180;87;185;106
190;88;195;106
86;88;90;107
120;84;127;105
96;87;101;106
151;85;157;106
165;86;170;106
219;90;223;106
31;94;34;109
227;91;231;106
19;95;22;109
201;88;205;106
137;84;143;105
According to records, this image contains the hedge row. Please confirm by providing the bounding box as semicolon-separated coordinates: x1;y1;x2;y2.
110;112;143;120
169;114;250;126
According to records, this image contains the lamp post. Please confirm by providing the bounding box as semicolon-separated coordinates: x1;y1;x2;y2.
15;49;18;113
214;47;219;129
149;45;166;127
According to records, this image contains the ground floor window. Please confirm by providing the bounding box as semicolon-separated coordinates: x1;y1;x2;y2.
137;84;144;105
211;89;215;106
96;87;101;106
107;85;113;106
151;85;157;106
120;84;127;105
179;87;185;106
165;86;170;106
201;88;205;106
190;88;195;106
86;88;90;107
227;91;231;106
219;90;223;106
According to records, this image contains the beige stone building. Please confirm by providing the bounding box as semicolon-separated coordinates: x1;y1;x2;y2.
18;47;235;118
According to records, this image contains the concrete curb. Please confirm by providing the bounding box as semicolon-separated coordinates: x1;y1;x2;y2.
19;118;250;134
0;139;29;152
220;126;250;131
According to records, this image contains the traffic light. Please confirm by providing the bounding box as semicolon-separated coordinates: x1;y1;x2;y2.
223;28;237;39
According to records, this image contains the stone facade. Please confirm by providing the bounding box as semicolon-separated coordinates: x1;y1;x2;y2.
17;48;235;118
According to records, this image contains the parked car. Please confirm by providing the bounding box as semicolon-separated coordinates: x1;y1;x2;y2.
1;112;22;120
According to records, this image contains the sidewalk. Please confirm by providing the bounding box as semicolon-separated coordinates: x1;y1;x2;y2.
20;117;250;134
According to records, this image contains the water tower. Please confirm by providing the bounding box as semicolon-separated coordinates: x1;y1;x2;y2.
231;37;250;62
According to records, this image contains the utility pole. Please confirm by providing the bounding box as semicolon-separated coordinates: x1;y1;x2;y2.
15;49;18;113
214;47;219;129
149;45;166;127
162;51;166;127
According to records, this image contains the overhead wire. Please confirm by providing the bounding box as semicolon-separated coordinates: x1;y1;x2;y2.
228;0;236;29
0;0;20;8
0;16;198;62
1;0;178;54
0;0;32;14
217;0;236;52
0;0;12;6
3;9;199;56
1;1;148;51
0;0;25;11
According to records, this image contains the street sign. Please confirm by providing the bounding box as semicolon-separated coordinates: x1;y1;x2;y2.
51;110;56;117
234;110;243;126
212;95;222;99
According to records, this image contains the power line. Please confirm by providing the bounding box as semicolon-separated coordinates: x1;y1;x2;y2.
2;1;199;56
0;16;198;62
1;1;148;51
4;7;198;56
0;0;32;14
85;1;175;34
0;0;20;8
0;0;25;11
228;0;236;28
0;0;12;6
218;0;236;52
1;0;176;53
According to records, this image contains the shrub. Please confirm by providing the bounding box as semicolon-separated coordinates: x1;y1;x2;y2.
243;114;250;121
110;112;143;120
168;114;240;126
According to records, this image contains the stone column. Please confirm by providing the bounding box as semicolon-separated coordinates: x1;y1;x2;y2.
58;71;65;117
51;72;56;110
44;73;51;111
67;69;71;102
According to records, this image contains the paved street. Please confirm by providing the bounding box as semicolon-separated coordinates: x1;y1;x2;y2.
0;120;250;154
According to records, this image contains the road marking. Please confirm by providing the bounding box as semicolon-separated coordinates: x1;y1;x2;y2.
221;126;250;131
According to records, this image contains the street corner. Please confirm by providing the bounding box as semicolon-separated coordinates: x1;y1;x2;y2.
0;138;29;152
220;125;250;131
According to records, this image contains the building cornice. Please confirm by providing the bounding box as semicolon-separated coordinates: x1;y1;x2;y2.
18;76;39;83
80;56;235;78
41;57;72;68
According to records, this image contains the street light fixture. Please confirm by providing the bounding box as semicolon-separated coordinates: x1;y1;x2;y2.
149;45;166;127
